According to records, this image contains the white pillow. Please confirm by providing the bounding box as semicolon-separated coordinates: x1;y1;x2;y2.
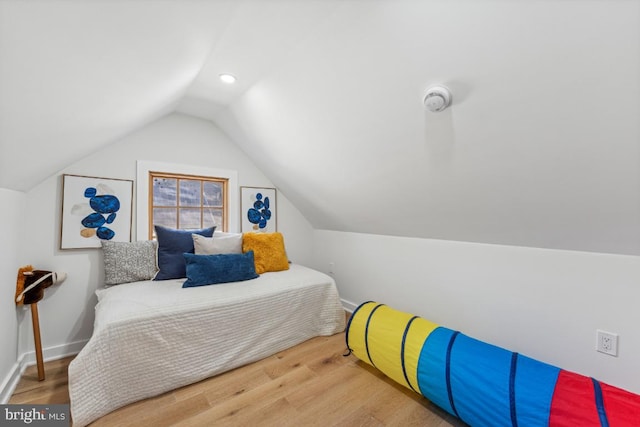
192;232;243;255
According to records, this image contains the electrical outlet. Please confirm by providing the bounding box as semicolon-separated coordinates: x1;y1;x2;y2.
328;262;335;275
596;330;618;356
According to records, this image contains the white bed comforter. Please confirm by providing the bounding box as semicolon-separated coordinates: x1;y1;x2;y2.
68;264;345;426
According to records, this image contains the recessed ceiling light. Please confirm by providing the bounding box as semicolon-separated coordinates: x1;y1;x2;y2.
219;74;236;84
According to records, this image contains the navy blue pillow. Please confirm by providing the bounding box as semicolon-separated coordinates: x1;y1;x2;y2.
182;251;259;288
154;225;215;280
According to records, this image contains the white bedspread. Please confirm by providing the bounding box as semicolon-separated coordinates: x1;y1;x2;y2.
68;264;345;426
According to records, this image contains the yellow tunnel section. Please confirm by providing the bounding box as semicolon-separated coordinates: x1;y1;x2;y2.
346;302;438;393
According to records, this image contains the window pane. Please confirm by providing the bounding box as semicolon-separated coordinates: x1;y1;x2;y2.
153;177;177;206
180;180;201;207
203;208;223;229
179;208;202;230
150;172;227;237
203;181;223;207
153;208;177;228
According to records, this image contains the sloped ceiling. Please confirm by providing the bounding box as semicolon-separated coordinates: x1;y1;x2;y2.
0;0;237;190
1;1;639;255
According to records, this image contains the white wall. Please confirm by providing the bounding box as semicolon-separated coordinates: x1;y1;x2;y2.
0;188;26;402
217;0;640;257
18;113;313;360
313;230;640;394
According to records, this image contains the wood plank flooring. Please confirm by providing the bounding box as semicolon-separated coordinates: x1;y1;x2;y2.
10;331;466;426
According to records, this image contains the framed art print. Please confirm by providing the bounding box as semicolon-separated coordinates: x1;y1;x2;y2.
241;186;277;233
60;174;133;249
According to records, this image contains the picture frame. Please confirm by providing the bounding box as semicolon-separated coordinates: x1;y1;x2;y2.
240;186;277;233
60;174;133;249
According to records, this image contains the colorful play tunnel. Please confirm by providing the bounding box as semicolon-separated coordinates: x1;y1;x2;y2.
345;301;640;427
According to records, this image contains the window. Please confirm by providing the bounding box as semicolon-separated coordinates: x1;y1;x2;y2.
136;161;238;241
148;172;228;238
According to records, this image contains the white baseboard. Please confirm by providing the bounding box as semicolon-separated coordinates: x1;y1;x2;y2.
19;339;88;367
341;298;358;314
0;339;87;404
0;358;26;404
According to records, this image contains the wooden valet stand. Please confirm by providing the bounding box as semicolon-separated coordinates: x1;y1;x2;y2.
29;302;45;380
15;266;67;381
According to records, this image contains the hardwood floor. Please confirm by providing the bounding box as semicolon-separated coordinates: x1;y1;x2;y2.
10;331;466;426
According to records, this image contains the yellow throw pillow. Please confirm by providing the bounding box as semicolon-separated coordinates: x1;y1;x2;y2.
242;232;289;274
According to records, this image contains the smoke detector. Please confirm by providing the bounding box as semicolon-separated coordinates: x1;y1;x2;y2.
424;85;452;112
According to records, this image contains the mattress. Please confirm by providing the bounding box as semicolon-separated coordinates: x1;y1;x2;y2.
68;264;345;426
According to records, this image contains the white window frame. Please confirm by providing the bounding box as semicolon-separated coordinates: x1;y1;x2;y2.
136;160;239;241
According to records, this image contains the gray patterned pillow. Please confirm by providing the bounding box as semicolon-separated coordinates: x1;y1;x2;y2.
101;240;158;285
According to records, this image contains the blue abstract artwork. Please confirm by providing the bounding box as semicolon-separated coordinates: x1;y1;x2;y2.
241;187;277;233
80;186;121;240
61;175;133;249
247;192;272;230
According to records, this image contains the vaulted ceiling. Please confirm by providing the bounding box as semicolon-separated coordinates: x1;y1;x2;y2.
1;0;638;255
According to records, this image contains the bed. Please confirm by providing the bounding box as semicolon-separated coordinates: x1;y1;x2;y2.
68;263;345;427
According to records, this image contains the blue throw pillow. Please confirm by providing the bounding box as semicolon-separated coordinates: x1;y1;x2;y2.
154;225;215;280
182;251;259;288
